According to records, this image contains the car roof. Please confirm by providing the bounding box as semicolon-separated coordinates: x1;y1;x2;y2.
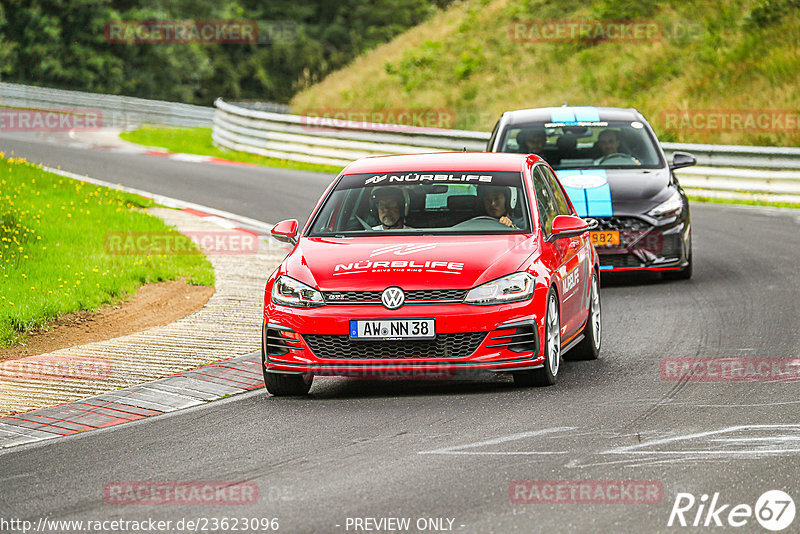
501;106;645;124
342;152;542;174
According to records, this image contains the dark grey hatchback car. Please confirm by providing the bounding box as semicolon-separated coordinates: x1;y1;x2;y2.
487;106;696;279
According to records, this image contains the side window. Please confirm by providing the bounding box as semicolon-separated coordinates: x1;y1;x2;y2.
538;165;571;215
532;168;558;235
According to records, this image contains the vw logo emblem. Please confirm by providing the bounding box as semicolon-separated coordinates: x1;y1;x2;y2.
381;287;405;310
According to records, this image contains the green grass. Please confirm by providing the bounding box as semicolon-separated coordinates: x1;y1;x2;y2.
688;194;800;209
120;127;344;174
291;0;800;147
0;155;215;347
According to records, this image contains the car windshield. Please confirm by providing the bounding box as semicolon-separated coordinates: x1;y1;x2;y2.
307;171;532;236
499;120;663;169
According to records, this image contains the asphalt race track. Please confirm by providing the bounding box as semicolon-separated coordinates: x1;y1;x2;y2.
2;132;800;533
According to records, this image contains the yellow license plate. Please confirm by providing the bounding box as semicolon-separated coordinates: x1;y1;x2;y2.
591;231;620;246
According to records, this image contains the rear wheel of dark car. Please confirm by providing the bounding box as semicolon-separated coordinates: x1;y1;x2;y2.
565;272;601;361
514;289;560;387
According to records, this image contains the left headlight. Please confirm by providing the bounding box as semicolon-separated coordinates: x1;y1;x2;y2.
464;272;535;305
271;275;325;308
647;191;683;219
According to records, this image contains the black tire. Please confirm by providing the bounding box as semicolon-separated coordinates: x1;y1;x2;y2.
264;371;313;396
663;245;692;281
261;325;313;396
513;289;560;387
565;272;601;361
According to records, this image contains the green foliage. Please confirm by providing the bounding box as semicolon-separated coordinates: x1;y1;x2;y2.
590;0;657;20
454;44;484;79
294;0;800;147
385;40;444;91
0;156;214;346
0;0;452;104
746;0;800;27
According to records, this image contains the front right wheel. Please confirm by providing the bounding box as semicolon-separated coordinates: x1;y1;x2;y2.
263;371;313;396
262;325;313;396
514;289;561;387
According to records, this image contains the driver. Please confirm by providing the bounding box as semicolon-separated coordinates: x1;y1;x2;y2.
594;129;641;165
371;187;412;230
597;129;623;158
480;186;523;229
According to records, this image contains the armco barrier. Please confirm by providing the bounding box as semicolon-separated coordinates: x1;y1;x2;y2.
212;98;488;166
213;99;800;202
0;82;214;128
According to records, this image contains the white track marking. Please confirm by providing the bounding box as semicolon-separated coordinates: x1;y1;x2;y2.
418;427;575;455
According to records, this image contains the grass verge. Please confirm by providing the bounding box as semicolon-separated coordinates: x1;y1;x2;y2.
120;127;344;174
0;155;215;347
688;195;800;209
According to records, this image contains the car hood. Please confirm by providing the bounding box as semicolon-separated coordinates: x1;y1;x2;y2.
555;167;673;217
282;235;539;291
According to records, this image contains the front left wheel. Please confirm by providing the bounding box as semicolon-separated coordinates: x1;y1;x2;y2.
514;289;561;387
565;272;601;361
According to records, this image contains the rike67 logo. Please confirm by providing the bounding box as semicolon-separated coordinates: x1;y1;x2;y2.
668;490;795;531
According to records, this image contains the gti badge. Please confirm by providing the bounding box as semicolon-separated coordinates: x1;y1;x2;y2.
381;287;405;310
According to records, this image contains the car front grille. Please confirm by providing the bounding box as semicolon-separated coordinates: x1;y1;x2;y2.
303;332;487;359
323;289;468;304
593;216;651;233
593;216;654;248
598;254;644;268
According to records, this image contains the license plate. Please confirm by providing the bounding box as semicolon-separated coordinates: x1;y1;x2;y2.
349;319;435;340
591;230;620;246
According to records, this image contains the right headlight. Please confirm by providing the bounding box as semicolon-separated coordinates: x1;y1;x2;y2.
271;275;325;308
464;272;535;305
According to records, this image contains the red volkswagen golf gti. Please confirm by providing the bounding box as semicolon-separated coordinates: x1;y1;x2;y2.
262;152;602;395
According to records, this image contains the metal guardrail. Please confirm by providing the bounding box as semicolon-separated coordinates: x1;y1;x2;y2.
212;98;488;166
0;82;214;128
661;143;800;171
213;99;800;203
674;166;800;204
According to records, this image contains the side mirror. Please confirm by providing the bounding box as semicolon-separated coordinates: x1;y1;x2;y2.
271;219;299;245
547;215;590;242
670;151;697;170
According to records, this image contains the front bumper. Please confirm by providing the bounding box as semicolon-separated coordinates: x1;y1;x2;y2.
592;215;690;272
262;301;544;376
